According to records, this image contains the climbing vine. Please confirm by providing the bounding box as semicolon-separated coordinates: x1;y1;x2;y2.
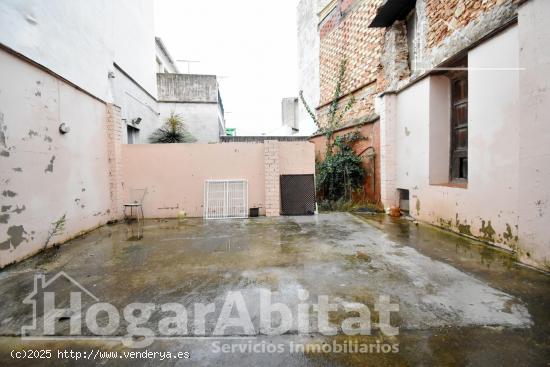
316;132;365;202
300;59;365;205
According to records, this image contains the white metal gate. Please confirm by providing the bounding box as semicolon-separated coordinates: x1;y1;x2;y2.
204;179;248;219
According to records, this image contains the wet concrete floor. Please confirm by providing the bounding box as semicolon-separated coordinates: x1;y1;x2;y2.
0;213;549;366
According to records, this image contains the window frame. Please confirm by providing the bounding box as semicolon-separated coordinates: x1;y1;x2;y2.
448;60;468;184
126;124;140;145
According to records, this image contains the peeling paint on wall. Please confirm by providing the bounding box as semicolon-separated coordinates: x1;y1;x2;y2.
44;155;56;173
27;129;39;139
0;214;9;224
0;112;6;148
0;225;28;250
11;205;25;214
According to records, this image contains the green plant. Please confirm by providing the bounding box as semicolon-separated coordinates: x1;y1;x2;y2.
316;137;365;202
300;59;366;205
44;213;66;249
300;59;355;154
149;113;196;144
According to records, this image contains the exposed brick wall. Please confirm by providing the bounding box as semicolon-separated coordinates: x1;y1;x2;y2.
317;0;517;127
309;120;381;203
314;0;518;210
426;0;507;48
264;140;281;216
380;21;410;90
415;0;517;75
106;104;124;219
318;0;385;126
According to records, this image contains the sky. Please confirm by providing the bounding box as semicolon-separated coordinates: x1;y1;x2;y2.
154;0;300;136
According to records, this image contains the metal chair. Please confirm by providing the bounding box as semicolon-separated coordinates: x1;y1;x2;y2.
123;188;147;224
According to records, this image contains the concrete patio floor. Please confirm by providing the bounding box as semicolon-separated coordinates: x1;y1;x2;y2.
0;213;549;366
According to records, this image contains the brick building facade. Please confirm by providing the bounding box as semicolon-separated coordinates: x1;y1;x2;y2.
302;0;550;271
316;0;518;126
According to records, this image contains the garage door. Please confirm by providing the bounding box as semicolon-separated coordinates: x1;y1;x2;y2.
280;174;315;216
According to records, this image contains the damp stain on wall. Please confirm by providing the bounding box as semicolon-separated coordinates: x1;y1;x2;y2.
480;220;496;241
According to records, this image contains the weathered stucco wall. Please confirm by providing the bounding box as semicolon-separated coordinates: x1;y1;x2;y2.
384;26;525;261
121;142;315;218
0;48;113;268
517;0;550;270
157;74;219;103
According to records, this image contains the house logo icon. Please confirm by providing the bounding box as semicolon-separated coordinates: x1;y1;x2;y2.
22;271;99;338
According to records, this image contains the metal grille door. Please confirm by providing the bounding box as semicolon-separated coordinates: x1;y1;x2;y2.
280;174;316;216
204;179;248;219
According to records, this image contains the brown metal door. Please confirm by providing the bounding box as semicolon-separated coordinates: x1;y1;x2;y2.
280;174;315;216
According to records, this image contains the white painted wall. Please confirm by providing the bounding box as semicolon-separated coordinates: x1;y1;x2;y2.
111;68;160;144
517;0;550;269
390;26;522;254
296;0;323;136
0;0;157;102
0;0;114;101
112;0;157;98
155;39;178;74
158;103;222;143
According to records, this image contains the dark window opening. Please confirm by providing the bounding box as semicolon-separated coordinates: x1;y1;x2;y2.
405;9;417;71
127;125;140;144
398;188;410;213
449;59;468;182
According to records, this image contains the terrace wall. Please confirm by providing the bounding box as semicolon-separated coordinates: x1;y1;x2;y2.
121;142;316;218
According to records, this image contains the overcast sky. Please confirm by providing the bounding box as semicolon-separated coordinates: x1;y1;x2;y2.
154;0;300;136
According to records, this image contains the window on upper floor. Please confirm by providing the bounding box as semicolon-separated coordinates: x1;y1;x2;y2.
127;124;140;144
428;57;468;188
449;61;468;182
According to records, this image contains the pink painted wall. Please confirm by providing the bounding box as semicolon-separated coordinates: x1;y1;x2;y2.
278;141;316;175
121;142;315;218
0;49;113;268
518;0;550;270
